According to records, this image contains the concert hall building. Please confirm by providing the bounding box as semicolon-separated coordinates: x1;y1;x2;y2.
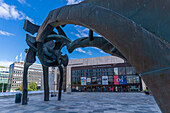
66;56;146;92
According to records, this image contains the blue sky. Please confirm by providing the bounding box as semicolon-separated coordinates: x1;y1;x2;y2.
0;0;110;67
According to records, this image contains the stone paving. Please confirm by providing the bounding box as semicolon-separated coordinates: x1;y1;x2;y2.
0;92;161;113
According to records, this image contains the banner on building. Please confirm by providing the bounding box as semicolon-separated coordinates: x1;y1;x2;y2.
97;77;102;85
81;77;86;85
114;75;127;85
87;77;91;85
119;75;127;84
114;76;119;85
92;77;97;84
102;76;108;85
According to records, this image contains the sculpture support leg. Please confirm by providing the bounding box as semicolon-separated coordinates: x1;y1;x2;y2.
141;68;170;113
22;48;36;105
22;64;29;105
43;66;49;101
58;66;63;101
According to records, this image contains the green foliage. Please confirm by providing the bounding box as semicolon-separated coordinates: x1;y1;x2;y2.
19;85;22;91
29;82;37;91
19;82;37;91
143;89;148;92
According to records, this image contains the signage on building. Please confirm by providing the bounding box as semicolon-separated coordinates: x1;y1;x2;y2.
114;75;127;85
92;77;97;84
81;77;86;85
92;65;112;68
102;76;108;85
87;77;91;85
97;77;102;85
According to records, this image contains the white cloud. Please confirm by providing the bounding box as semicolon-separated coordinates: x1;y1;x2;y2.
87;50;92;55
26;16;34;23
71;32;81;38
75;48;93;55
66;0;83;5
0;61;13;67
75;48;86;53
0;0;33;22
71;26;89;38
17;0;31;7
0;30;15;36
100;50;105;53
92;47;106;54
75;26;88;37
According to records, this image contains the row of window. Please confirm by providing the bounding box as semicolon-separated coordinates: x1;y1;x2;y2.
13;81;22;83
72;67;136;77
0;75;9;78
0;71;9;73
12;84;21;87
13;71;42;75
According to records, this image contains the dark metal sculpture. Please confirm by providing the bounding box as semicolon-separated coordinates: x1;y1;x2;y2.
67;36;126;60
22;19;122;104
22;20;71;104
22;0;170;113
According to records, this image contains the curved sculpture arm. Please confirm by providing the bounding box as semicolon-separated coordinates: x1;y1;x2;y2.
36;3;169;73
67;36;126;60
37;34;70;67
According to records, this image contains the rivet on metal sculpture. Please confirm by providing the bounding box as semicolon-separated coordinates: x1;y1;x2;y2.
22;0;170;113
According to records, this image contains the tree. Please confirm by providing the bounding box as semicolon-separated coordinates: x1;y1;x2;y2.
29;82;37;91
19;85;22;91
19;82;37;91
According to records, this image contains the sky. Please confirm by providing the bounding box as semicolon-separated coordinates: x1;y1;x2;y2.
0;0;110;67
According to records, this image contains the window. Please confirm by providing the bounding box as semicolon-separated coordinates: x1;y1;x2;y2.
127;75;132;83
114;67;118;75
118;67;125;75
126;67;133;75
132;67;137;74
126;75;140;84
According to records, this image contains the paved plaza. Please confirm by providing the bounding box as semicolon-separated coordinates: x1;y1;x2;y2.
0;92;161;113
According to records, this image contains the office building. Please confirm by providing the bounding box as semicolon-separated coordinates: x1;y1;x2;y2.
7;62;43;92
0;67;9;92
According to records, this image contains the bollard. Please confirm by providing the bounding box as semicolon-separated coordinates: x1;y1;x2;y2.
15;93;22;103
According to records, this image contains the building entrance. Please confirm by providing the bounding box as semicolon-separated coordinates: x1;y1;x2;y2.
72;85;141;92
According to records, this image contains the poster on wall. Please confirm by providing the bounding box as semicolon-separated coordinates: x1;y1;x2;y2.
92;77;97;84
81;77;86;85
114;75;127;85
87;77;91;85
97;77;102;85
119;75;127;84
102;76;108;85
114;76;119;85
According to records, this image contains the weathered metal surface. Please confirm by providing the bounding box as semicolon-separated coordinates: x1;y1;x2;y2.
82;0;170;43
34;1;170;112
42;66;49;101
22;21;70;104
58;66;63;101
22;48;36;105
67;36;126;60
23;20;40;35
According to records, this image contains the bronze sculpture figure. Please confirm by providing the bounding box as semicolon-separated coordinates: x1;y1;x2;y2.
22;0;170;113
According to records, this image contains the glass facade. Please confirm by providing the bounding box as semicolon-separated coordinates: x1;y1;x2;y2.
71;63;141;92
0;68;9;83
